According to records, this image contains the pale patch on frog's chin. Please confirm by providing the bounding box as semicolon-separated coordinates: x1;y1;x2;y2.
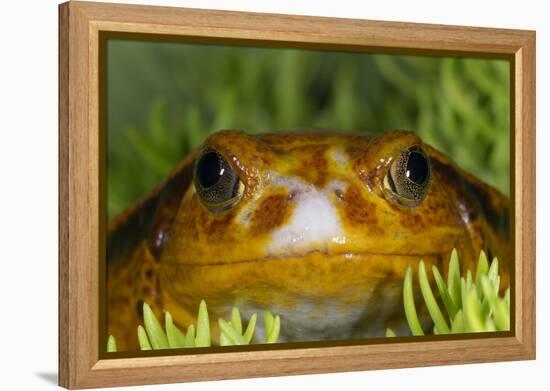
267;178;347;255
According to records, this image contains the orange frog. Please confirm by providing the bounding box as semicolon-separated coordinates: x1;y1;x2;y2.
107;130;510;351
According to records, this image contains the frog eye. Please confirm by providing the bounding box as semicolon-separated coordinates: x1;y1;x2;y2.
194;148;245;212
383;146;431;207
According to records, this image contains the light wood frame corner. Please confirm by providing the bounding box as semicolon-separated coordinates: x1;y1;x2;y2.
59;1;536;389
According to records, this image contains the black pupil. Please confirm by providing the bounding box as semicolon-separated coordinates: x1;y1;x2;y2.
406;151;428;185
197;152;222;188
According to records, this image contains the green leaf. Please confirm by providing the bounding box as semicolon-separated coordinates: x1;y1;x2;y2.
485;318;497;332
403;264;424;336
386;328;397;337
479;297;491;321
266;315;280;343
165;311;186;348
220;330;231;346
418;261;450;334
264;310;274;337
148;97;169;147
125;127;172;176
476;250;490;297
231;307;243;335
451;310;465;333
432;265;458;320
143;303;169;349
185;106;204;150
488;257;499;286
137;326;152;350
195;300;211;347
466;271;474;294
219;319;246;345
374;56;418;98
477;250;489;277
447;249;462;309
462;279;484;332
184;325;195;348
480;276;509;331
500;288;511;330
243;313;257;343
107;335;117;353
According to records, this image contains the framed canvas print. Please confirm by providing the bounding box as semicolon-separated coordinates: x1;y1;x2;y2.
58;1;536;389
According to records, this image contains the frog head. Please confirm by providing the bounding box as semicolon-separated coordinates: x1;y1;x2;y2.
157;129;500;341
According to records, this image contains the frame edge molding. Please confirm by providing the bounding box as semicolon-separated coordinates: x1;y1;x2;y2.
58;1;537;388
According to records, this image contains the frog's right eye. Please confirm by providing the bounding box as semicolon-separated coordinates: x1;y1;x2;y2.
383;145;431;208
193;148;245;213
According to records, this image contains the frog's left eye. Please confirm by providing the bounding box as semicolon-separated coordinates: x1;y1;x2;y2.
194;148;245;213
383;146;431;208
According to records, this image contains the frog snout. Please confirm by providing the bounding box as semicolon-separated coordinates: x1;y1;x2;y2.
267;181;346;254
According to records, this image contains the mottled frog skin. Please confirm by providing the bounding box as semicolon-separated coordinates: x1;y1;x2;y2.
107;130;510;351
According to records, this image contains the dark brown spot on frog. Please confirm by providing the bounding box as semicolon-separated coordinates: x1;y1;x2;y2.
251;193;291;235
295;145;329;187
145;268;154;280
399;213;427;233
199;208;235;236
342;185;379;228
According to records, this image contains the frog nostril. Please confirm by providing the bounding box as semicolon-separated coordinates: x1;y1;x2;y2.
288;191;298;201
334;189;345;201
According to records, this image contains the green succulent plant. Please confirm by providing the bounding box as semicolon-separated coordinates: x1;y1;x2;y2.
388;249;510;337
108;300;281;352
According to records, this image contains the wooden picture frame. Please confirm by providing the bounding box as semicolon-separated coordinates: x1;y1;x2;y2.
58;1;536;388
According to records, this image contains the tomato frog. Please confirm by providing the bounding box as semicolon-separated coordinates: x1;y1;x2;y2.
107;130;510;351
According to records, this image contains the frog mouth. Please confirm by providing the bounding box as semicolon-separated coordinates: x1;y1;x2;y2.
161;252;445;309
167;249;444;267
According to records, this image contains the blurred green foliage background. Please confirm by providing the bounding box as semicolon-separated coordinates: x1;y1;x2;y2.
107;40;509;219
